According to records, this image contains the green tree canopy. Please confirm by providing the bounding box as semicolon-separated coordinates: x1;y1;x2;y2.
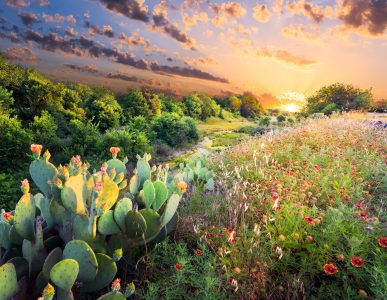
240;93;264;118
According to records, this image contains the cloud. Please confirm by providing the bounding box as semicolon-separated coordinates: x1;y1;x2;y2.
19;12;38;26
151;1;197;50
286;0;332;23
34;0;49;6
99;0;149;22
65;27;78;36
149;61;229;83
5;46;37;63
257;47;317;66
182;12;209;27
42;13;77;24
253;4;272;23
337;0;387;36
281;24;320;41
119;31;149;48
63;63;98;73
209;2;247;27
228;24;259;36
105;72;156;85
5;0;30;7
272;0;283;14
84;21;114;38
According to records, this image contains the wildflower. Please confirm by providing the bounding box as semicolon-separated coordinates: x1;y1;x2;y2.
343;194;350;202
30;144;43;154
359;213;368;220
336;254;345;261
351;257;364;267
228;229;236;244
278;234;286;241
378;237;387;248
323;264;338;275
177;181;187;192
358;289;368;298
314;165;321;171
110;147;120;155
175;263;182;270
73;155;81;165
21;179;29;187
196;249;203;256
111;278;121;292
271;191;279;200
293;232;300;239
95;180;103;193
305;235;313;242
2;212;13;222
304;216;314;225
234;267;241;273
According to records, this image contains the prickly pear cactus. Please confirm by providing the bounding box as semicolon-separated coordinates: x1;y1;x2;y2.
0;263;20;300
50;259;79;291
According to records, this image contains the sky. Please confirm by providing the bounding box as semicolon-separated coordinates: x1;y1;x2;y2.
0;0;386;109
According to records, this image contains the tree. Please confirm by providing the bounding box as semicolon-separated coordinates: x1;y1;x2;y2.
304;83;373;115
277;114;286;123
240;93;264;118
183;93;203;119
160;94;184;116
89;93;122;130
30;111;59;151
0;86;14;115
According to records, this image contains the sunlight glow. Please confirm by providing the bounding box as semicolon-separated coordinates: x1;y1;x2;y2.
283;103;299;112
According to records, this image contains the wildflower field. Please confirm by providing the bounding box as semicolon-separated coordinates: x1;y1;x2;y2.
173;115;386;299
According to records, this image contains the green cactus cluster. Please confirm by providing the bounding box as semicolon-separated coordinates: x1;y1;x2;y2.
178;157;215;191
0;147;186;299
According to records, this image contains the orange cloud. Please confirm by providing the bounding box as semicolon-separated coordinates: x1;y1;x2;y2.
281;24;320;41
210;2;247;28
286;0;332;23
253;4;272;23
257;47;317;66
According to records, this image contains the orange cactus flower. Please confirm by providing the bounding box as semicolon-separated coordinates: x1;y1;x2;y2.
21;179;29;187
323;264;338;275
2;212;13;221
177;181;187;192
111;278;121;292
110;147;120;155
30;144;43;154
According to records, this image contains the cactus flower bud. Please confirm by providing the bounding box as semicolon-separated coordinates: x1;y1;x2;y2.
100;166;107;175
95;180;103;193
110;147;120;158
31;144;43;155
125;282;135;297
21;179;30;194
113;248;123;262
2;212;13;222
111;278;121;293
42;283;55;300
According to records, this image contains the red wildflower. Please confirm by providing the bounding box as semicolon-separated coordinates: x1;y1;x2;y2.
314;165;321;171
351;257;364;267
378;237;387;248
2;212;13;221
358;213;368;220
323;264;338;275
196;249;203;256
343;195;350;202
306;235;313;242
271;191;279;201
304;216;314;225
175;263;182;270
110;147;120;155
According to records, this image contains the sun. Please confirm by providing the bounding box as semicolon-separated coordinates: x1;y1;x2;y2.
283;103;299;113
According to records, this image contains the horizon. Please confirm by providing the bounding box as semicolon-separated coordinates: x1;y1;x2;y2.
1;0;386;110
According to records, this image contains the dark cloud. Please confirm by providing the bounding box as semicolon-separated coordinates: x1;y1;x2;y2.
6;0;30;7
85;21;115;38
337;0;387;35
150;62;229;83
19;12;38;26
99;0;149;22
63;63;98;73
105;72;154;85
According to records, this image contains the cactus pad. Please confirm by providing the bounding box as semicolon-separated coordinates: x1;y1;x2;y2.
22;239;46;278
81;253;118;293
107;158;127;177
0;221;11;250
139;209;161;239
136;153;151;186
113;198;132;231
0;263;20;300
98;210;120;235
6;257;29;280
152;180;168;211
42;247;63;278
95;176;119;213
29;158;58;198
34;193;54;228
125;211;147;239
63;240;98;282
142;180;155;209
61;174;88;215
129;173;139;195
50;259;79;291
97;292;126;300
14;193;36;240
161;193;181;226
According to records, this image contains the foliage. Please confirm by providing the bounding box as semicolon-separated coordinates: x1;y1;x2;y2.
276;114;286;122
259;116;271;126
30;111;59;152
160;95;184;116
151;113;199;148
88;92;122;131
183;93;220;121
0;86;14;115
240;93;264;118
304;83;373;115
139;240;227;299
0;173;20;210
0;114;33;170
183;117;386;299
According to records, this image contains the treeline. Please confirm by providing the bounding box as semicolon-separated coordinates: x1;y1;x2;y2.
0;54;265;172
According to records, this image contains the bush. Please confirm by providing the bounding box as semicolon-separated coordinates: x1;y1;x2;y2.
277;114;286;122
30;111;59;152
151;113;199;148
0;114;33;170
0;173;20;209
0;86;14;115
259;116;271;126
103;128;153;162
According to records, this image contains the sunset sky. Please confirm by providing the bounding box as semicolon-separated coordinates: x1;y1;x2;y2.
1;0;386;108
